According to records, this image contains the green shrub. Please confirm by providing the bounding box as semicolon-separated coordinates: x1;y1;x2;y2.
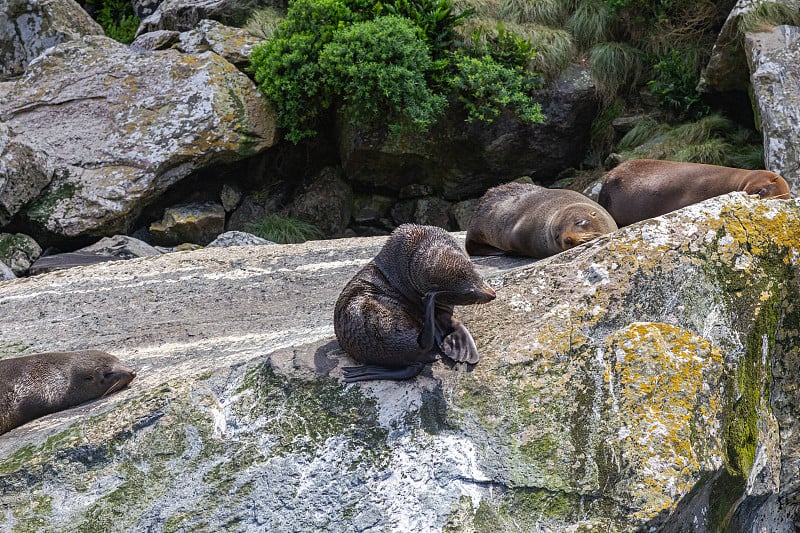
319;16;448;133
647;49;709;119
468;22;536;68
84;0;140;44
380;0;474;61
247;214;323;243
448;53;544;124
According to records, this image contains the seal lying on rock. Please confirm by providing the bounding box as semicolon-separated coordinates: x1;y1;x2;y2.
597;159;792;226
334;224;496;382
465;182;618;258
0;350;136;435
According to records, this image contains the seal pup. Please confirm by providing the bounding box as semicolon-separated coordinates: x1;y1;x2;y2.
0;350;136;435
598;159;792;227
334;224;496;382
465;182;618;258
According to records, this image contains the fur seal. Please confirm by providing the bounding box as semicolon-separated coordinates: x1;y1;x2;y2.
0;350;136;435
597;159;792;227
334;224;496;382
465;182;618;258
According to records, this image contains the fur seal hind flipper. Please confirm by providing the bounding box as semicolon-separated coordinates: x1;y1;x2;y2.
417;292;439;352
441;322;480;364
342;362;427;383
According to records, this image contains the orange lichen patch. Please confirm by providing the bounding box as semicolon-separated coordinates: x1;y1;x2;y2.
603;322;725;521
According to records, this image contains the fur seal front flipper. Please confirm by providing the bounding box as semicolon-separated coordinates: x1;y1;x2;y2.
334;224;495;383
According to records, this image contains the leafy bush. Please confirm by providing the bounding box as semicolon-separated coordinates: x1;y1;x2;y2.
646;50;709;119
247;214;323;243
319;15;448;133
448;53;544;124
83;0;140;44
380;0;474;60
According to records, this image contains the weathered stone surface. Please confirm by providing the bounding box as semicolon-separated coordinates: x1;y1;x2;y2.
287;166;353;237
0;260;14;280
700;0;800;93
81;234;161;259
132;0;164;20
28;250;123;275
0;232;41;275
129;29;180;50
206;230;273;247
136;0;265;35
0;36;276;243
746;25;800;194
150;201;226;246
219;182;241;212
390;196;452;229
176;18;262;68
0;0;103;81
451;198;479;231
0;194;798;531
337;64;598;200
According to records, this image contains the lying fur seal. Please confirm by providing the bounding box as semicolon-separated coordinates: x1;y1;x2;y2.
598;159;792;226
465;182;618;257
334;224;496;382
0;350;136;435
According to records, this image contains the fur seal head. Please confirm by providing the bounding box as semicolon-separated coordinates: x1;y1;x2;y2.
0;350;136;435
741;171;791;200
549;203;617;252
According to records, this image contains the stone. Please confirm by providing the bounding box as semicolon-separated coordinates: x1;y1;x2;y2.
390;196;452;229
206;230;274;247
351;193;393;225
219;183;241;212
0;0;103;81
0;232;42;275
136;0;267;35
286;167;353;237
175;19;262;68
746;25;800;195
132;0;164;20
337;63;598;200
0;36;276;244
129;29;180;51
226;195;267;233
1;194;798;531
149;201;226;246
450;198;479;231
80;235;161;259
0;260;14;280
28;250;121;275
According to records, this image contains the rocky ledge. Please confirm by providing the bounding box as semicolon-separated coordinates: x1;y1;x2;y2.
0;193;798;532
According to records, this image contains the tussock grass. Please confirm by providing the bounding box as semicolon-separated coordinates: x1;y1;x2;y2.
453;0;504;19
588;42;643;104
567;0;613;50
508;23;575;77
247;214;323;244
245;7;286;40
499;0;573;25
617;116;667;151
588;98;624;164
727;144;765;169
672;138;732;165
739;2;800;35
669;114;734;145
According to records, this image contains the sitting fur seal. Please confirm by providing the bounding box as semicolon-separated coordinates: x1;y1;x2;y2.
598;159;792;227
0;350;136;435
334;224;496;382
465;182;618;258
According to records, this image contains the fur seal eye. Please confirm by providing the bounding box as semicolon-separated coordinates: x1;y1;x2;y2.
564;236;574;245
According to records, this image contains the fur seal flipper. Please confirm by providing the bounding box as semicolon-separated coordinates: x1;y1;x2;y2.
0;350;136;435
466;182;618;258
334;224;495;382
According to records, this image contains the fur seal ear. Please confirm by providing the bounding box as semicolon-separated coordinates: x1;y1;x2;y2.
576;219;590;227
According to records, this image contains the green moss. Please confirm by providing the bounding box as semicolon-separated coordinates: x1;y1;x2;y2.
25;179;80;225
473;498;504;531
706;469;746;531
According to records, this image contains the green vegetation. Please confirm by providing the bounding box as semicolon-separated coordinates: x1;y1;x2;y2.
248;0;545;143
84;0;140;44
247;214;323;243
738;1;800;35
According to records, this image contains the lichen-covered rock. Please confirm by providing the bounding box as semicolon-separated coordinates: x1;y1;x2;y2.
175;19;262;68
81;234;161;259
0;232;41;275
0;260;14;280
0;194;798;531
206;230;273;247
746;25;800;194
129;29;180;50
149;201;226;245
136;0;265;35
337;64;597;200
0;0;103;81
286;166;353;237
0;36;276;244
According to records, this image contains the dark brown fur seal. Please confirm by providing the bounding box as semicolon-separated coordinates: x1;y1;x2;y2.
598;159;792;227
334;224;496;382
465;182;618;258
0;350;136;435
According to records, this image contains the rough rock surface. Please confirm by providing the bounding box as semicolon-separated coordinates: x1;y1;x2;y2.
0;232;42;275
337;64;598;200
0;260;14;280
175;19;262;68
0;36;276;243
0;194;798;532
136;0;264;35
149;201;226;246
286;167;353;237
0;0;103;81
746;25;800;194
206;230;273;247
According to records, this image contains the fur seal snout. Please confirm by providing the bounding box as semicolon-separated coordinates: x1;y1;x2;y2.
466;182;618;258
334;224;495;382
0;350;136;435
598;159;792;227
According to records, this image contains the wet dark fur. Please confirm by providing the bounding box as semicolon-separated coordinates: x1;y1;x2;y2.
598;159;792;227
0;350;136;434
334;224;495;382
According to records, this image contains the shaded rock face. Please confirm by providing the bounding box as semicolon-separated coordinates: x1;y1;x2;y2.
287;166;353;236
136;0;267;35
338;64;598;201
0;35;276;245
0;194;798;531
746;25;800;194
0;0;103;81
149;201;226;245
0;232;41;275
